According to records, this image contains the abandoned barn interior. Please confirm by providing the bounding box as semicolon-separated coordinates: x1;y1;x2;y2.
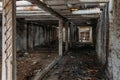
0;0;120;80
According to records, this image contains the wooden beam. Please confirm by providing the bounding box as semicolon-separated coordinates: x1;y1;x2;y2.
31;56;62;80
2;0;16;80
27;0;67;20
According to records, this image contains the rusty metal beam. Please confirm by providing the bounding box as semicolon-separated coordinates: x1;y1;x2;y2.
27;0;67;21
2;0;16;80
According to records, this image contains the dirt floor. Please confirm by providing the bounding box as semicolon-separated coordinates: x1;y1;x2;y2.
0;44;106;80
0;47;58;80
42;45;105;80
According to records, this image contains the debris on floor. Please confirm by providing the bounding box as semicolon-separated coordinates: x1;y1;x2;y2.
17;47;58;80
42;45;105;80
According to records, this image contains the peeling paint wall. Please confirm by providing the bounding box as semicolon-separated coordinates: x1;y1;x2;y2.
0;26;1;55
107;0;120;80
0;19;57;54
96;4;108;65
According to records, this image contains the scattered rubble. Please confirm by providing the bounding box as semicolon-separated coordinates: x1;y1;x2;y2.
42;45;105;80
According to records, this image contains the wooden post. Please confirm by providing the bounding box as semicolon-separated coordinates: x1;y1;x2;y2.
2;0;16;80
59;19;63;56
65;22;69;51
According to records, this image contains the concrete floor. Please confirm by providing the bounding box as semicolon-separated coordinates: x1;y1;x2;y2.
42;45;105;80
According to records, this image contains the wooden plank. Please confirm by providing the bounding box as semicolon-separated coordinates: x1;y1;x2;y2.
31;56;62;80
2;0;16;80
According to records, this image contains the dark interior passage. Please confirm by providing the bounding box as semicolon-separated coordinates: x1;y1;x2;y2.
1;0;120;80
42;45;105;80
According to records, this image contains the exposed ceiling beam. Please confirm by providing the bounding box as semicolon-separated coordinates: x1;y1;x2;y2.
27;0;67;20
79;0;109;3
26;17;58;20
0;1;34;7
17;13;51;16
72;8;101;14
0;6;43;11
17;15;55;18
0;10;48;14
45;0;80;5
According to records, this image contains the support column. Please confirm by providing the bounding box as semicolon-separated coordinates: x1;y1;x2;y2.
29;23;34;50
2;0;16;80
49;27;51;43
24;21;28;53
51;27;53;42
46;26;48;43
43;26;45;44
53;28;55;41
65;22;69;51
45;26;47;43
69;23;72;48
59;19;63;56
48;26;50;43
39;26;41;45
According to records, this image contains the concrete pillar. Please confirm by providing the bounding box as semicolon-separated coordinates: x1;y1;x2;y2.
45;26;47;43
89;27;93;43
51;27;53;41
69;23;72;48
53;28;56;41
48;26;50;43
46;26;48;43
29;23;34;50
53;28;55;41
65;22;69;51
2;0;16;80
39;26;41;45
59;19;63;56
49;27;51;42
24;21;28;53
